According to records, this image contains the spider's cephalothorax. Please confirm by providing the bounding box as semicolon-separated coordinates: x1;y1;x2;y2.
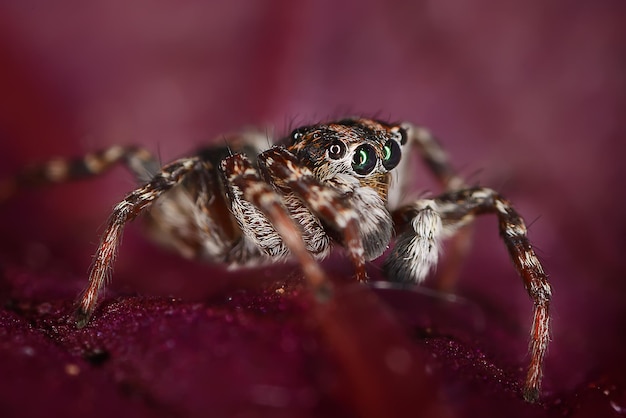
288;119;404;195
284;119;406;261
0;117;551;403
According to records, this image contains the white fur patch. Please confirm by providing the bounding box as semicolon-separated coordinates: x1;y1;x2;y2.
404;204;443;282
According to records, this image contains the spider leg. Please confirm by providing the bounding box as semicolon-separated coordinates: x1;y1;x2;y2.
0;145;159;203
394;122;473;291
384;198;444;284
388;186;551;402
399;122;465;192
75;157;202;328
258;147;371;282
219;154;331;298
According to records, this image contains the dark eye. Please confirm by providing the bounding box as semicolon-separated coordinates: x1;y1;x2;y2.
327;140;346;160
382;139;401;170
291;129;304;143
352;144;377;175
397;127;408;145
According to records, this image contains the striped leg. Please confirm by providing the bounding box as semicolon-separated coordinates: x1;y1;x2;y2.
0;145;159;203
75;157;202;327
219;154;331;298
399;122;465;192
258;147;373;282
389;187;551;402
391;123;473;292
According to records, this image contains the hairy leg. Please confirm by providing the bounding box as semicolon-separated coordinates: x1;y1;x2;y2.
399;122;465;192
75;157;203;327
391;123;472;291
0;145;158;202
389;186;551;402
220;153;331;298
258;147;378;282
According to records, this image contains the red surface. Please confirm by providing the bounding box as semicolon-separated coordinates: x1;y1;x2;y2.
1;1;625;417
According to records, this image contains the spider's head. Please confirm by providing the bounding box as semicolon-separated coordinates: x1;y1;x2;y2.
287;118;407;201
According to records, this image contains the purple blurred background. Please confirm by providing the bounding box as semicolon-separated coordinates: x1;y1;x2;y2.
0;1;625;417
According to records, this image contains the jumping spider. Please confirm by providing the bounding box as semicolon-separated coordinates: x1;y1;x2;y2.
0;118;551;402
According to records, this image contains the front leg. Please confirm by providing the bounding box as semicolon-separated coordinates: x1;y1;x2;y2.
383;199;444;284
219;154;330;297
391;123;473;292
258;147;379;282
388;187;551;402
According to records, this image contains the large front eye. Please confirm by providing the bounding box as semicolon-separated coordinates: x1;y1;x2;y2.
382;139;401;170
352;144;377;175
327;140;346;160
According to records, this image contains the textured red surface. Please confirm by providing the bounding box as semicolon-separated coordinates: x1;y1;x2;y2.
1;1;625;417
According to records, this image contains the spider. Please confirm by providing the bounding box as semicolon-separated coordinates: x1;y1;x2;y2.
0;118;551;402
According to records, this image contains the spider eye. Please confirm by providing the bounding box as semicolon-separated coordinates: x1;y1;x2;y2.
291;129;304;143
352;144;377;175
382;139;401;170
327;140;346;160
397;127;408;145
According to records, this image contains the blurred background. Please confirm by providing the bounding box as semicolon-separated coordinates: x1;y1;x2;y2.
0;0;625;416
